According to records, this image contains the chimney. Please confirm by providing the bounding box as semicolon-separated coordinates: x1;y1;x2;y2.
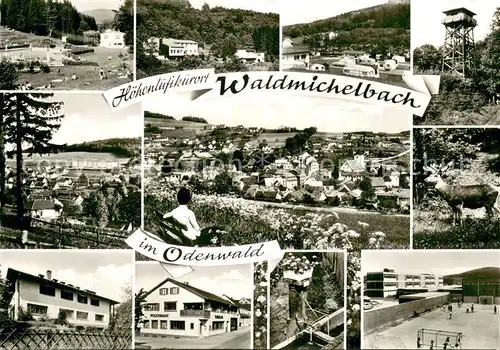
46;270;52;280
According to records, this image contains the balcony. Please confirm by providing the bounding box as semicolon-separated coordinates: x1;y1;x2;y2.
180;310;211;318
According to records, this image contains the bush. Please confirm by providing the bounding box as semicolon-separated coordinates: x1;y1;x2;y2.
55;310;67;325
18;308;33;321
70;48;95;55
40;64;51;73
66;35;86;46
62;60;99;66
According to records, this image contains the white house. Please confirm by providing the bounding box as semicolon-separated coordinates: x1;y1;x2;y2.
139;278;240;337
235;48;265;63
27;199;63;221
160;38;199;59
99;29;125;49
7;269;118;329
282;45;310;70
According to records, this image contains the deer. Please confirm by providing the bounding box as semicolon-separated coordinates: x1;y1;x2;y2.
423;162;500;225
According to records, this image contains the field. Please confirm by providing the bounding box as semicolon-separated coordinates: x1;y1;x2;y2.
364;304;500;349
0;27;132;90
413;152;500;249
250;132;297;148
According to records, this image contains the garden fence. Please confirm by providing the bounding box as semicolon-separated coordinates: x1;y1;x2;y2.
0;327;132;350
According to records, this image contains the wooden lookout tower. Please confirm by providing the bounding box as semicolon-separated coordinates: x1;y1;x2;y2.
442;7;477;77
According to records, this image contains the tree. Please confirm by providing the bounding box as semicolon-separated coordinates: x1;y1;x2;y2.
118;191;141;227
110;280;133;332
3;94;63;221
83;191;109;227
212;171;234;194
359;177;376;208
134;288;148;333
413;44;442;73
114;0;134;49
0;59;20;90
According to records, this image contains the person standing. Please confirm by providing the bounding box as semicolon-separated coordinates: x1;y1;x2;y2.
417;337;421;349
430;340;434;349
494;305;497;314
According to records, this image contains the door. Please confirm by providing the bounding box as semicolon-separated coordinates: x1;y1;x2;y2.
230;318;238;331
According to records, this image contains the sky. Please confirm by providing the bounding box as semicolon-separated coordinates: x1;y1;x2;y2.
144;92;411;134
0;250;133;302
189;0;278;13
362;250;500;276
412;0;498;49
47;93;142;145
69;0;123;12
281;0;388;26
136;263;252;300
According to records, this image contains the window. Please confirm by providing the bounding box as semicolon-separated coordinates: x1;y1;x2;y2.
159;288;168;295
90;299;100;307
144;303;160;311
60;290;73;301
39;285;55;296
212;321;224;330
164;302;176;311
77;295;88;304
143;321;150;329
170;321;185;330
151;320;158;329
160;320;168;329
76;311;88;320
27;303;48;315
104;35;108;39
190;323;194;330
170;287;179;295
95;314;104;322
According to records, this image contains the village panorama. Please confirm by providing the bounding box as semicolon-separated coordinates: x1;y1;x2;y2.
0;93;142;249
143;111;411;249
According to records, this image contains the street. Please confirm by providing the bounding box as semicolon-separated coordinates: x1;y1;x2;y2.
135;326;251;349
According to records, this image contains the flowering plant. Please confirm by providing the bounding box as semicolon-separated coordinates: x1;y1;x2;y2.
253;261;268;349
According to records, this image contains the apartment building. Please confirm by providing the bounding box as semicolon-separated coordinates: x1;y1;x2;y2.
7;268;118;329
139;278;240;337
365;268;444;298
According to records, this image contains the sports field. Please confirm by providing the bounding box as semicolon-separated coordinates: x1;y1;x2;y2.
364;304;500;349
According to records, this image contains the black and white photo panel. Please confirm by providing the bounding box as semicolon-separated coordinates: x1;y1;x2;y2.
0;92;141;249
0;249;134;349
0;0;133;91
361;250;500;350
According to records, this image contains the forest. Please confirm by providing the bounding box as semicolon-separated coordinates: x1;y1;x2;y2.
413;8;500;124
283;3;410;55
0;0;98;37
136;0;279;76
64;138;141;158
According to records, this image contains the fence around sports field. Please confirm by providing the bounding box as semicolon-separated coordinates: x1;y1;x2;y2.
0;325;132;349
0;218;131;249
363;293;450;334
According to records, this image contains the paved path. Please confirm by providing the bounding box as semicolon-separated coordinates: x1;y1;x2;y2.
364;304;500;349
136;326;251;349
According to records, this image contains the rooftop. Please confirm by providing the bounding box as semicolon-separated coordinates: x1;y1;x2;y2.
443;7;476;17
6;268;119;304
143;278;236;307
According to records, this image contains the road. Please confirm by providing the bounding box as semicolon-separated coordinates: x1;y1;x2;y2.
241;198;410;218
135;327;251;349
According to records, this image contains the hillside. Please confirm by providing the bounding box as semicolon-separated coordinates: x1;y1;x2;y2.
83;9;116;24
283;2;410;54
64;138;141;158
445;267;500;279
136;0;279;57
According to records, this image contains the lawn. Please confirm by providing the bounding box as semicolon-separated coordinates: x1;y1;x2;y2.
18;47;132;90
0;28;132;90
